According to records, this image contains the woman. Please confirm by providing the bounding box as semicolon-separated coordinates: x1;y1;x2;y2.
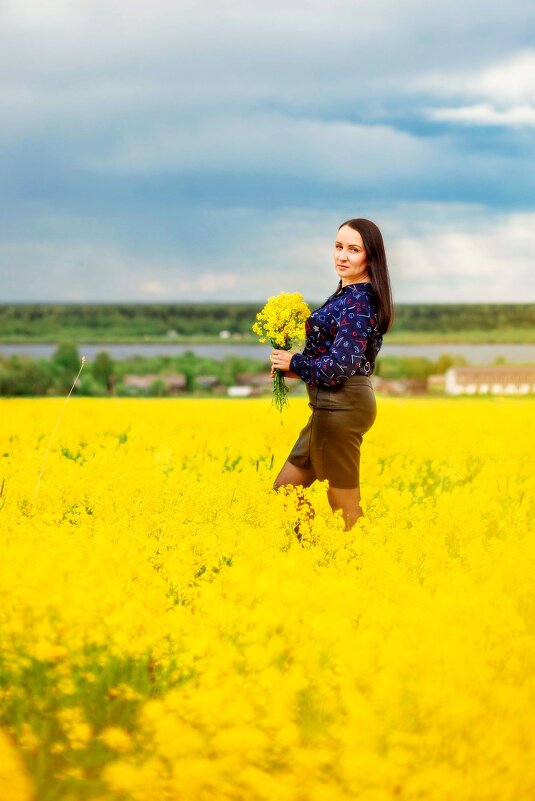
270;218;393;532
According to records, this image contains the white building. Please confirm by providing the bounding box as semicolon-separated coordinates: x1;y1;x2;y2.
227;386;253;397
122;373;187;393
445;366;535;395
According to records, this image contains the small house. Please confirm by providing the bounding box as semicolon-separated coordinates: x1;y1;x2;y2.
123;374;158;391
197;374;220;389
122;373;187;394
236;373;274;388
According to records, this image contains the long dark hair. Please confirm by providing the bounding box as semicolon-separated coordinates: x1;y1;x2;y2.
337;218;394;334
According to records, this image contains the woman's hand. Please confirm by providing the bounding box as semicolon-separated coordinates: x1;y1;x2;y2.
270;366;300;379
270;349;293;372
270;350;300;379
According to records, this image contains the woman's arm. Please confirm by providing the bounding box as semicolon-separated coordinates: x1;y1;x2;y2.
290;293;374;388
270;350;299;378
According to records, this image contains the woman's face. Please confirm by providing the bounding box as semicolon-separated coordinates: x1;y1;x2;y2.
333;225;370;286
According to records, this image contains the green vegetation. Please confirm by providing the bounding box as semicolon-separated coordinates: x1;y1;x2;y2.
0;303;258;341
0;345;269;397
390;303;534;333
0;342;517;397
375;353;468;381
0;302;534;343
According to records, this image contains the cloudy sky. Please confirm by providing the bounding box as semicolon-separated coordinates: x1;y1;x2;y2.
1;0;534;303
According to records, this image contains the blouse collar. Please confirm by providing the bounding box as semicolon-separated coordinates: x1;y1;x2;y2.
335;279;373;294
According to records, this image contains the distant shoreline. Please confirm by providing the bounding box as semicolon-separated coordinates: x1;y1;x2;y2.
1;329;534;345
2;341;535;366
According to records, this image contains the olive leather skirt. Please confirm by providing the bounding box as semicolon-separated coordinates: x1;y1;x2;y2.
287;374;377;489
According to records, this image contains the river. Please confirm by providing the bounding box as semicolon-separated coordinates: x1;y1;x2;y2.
1;342;534;364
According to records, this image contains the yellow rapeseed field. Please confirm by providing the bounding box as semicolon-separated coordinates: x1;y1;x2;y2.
1;395;534;801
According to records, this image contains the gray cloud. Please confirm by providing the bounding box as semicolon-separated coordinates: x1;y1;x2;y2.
1;0;534;302
81;114;444;181
416;50;535;128
3;204;534;302
427;103;535;127
413;50;535;104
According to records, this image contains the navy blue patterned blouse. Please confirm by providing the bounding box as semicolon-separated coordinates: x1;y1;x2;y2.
289;280;382;389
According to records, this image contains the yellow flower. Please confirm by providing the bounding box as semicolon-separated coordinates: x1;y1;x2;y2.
1;396;535;799
100;727;133;754
252;292;310;349
252;292;310;412
0;730;35;801
18;724;39;754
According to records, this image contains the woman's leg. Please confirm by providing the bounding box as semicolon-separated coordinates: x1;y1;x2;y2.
273;461;316;541
326;486;363;531
273;460;315;490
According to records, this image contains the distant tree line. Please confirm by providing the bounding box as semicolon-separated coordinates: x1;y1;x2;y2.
0;302;533;340
0;304;257;339
389;303;534;332
0;342;472;396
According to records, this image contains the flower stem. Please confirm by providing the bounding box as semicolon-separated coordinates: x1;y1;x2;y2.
272;368;289;413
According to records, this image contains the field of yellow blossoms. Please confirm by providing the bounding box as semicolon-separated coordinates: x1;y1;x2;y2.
1;395;534;801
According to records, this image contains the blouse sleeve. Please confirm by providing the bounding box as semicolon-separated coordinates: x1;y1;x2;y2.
290;292;374;389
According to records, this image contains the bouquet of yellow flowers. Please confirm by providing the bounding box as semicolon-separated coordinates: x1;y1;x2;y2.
252;292;310;412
